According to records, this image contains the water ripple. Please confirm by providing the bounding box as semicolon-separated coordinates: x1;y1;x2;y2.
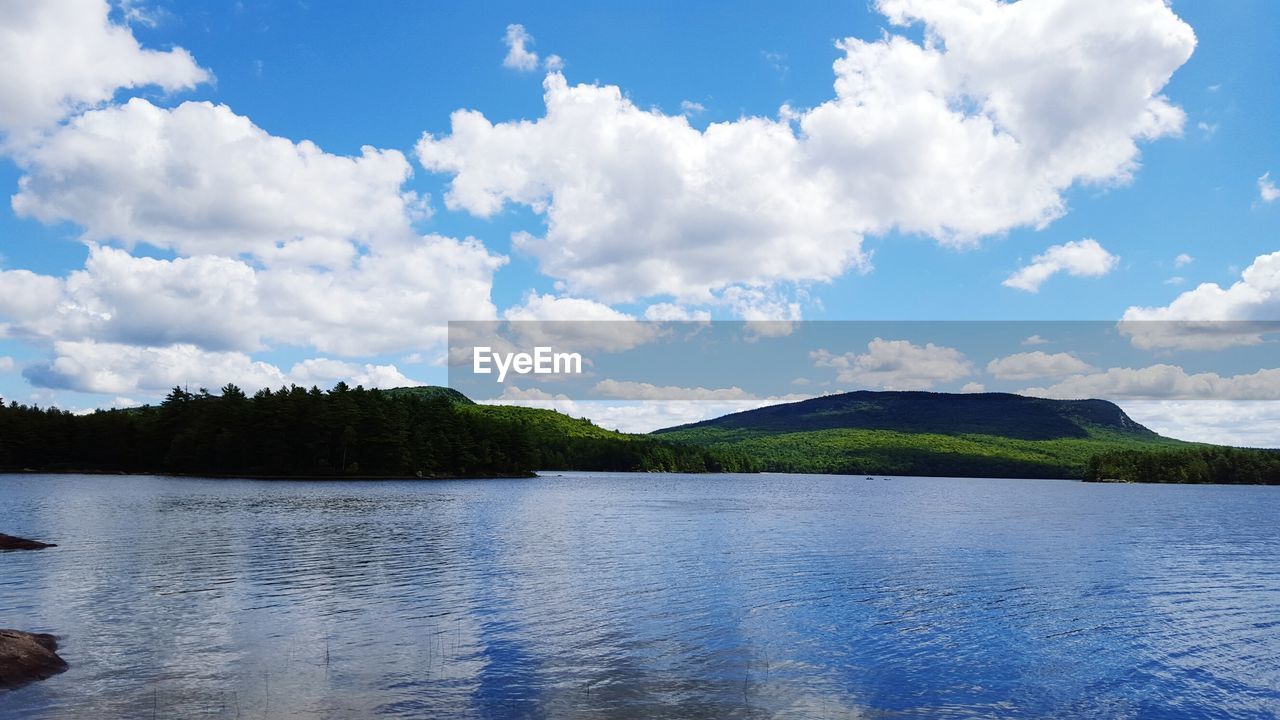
1;473;1278;718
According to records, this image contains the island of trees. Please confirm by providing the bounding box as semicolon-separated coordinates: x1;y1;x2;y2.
0;384;754;478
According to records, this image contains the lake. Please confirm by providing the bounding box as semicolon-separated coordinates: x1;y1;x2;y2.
1;472;1278;718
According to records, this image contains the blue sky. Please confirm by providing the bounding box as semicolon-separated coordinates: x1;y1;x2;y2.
0;0;1277;441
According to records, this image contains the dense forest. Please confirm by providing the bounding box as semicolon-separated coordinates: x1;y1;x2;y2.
1086;446;1280;485
0;384;753;478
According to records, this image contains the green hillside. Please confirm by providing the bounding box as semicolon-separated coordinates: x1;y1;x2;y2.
653;391;1189;479
458;402;755;473
334;385;754;472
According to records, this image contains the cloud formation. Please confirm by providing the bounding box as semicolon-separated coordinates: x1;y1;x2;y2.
420;0;1193;307
812;338;972;390
1021;364;1280;401
1121;251;1280;348
0;0;207;140
23;341;421;396
1260;172;1280;203
13;99;425;261
1003;239;1119;292
986;351;1093;380
502;24;541;72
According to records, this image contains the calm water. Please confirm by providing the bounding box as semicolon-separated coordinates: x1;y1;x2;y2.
1;473;1278;719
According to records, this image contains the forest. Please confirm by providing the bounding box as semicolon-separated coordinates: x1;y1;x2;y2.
0;384;753;478
1086;446;1280;485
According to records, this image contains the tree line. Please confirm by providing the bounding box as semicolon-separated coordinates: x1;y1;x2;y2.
1086;446;1280;485
0;384;753;477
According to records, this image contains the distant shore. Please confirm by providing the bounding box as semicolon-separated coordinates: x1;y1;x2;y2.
0;468;537;481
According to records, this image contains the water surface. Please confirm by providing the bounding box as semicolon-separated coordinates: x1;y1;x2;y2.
1;473;1278;718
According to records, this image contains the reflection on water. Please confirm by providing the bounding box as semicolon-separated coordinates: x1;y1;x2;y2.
1;472;1279;718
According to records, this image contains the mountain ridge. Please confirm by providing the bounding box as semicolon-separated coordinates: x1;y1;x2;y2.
652;390;1182;479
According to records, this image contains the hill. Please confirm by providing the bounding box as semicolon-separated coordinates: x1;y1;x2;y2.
457;402;755;473
653;391;1187;479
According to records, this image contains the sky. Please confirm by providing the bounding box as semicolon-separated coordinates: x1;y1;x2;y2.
0;0;1278;443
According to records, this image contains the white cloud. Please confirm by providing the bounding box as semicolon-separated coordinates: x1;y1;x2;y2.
1003;238;1119;292
986;351;1093;381
0;355;14;373
117;0;159;28
287;358;423;390
642;303;711;322
0;239;506;357
0;0;207;140
592;380;763;402
1121;251;1280;349
499;293;661;353
22;341;421;396
1164;276;1185;286
502;24;540;72
420;0;1193;305
960;382;985;393
503;292;635;323
1260;172;1280;203
1021;334;1050;346
1021;364;1280;401
680;100;705;115
1175;253;1193;267
0;90;508;376
12;99;425;260
812;338;972;390
419;74;871;304
1122;400;1280;447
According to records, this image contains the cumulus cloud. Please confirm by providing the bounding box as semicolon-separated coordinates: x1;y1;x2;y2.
0;355;14;373
679;100;705;116
1021;364;1280;401
1003;238;1119;292
1021;334;1050;346
499;293;663;353
0;91;508;372
22;341;421;396
0;239;506;357
502;24;540;72
1175;253;1194;267
1123;400;1280;447
0;0;207;140
419;0;1193;305
1121;251;1280;349
503;292;635;323
960;382;986;393
642;303;711;322
1260;172;1280;203
12;99;425;260
986;351;1093;381
420;74;871;304
812;338;972;390
592;380;763;402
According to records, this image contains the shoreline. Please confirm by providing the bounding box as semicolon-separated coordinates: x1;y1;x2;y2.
0;468;537;482
4;469;1278;486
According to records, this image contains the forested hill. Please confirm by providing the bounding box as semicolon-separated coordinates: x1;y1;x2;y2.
0;384;753;478
660;391;1157;439
653;391;1185;479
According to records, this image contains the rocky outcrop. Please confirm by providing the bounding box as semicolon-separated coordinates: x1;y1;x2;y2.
0;630;68;689
0;534;56;550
